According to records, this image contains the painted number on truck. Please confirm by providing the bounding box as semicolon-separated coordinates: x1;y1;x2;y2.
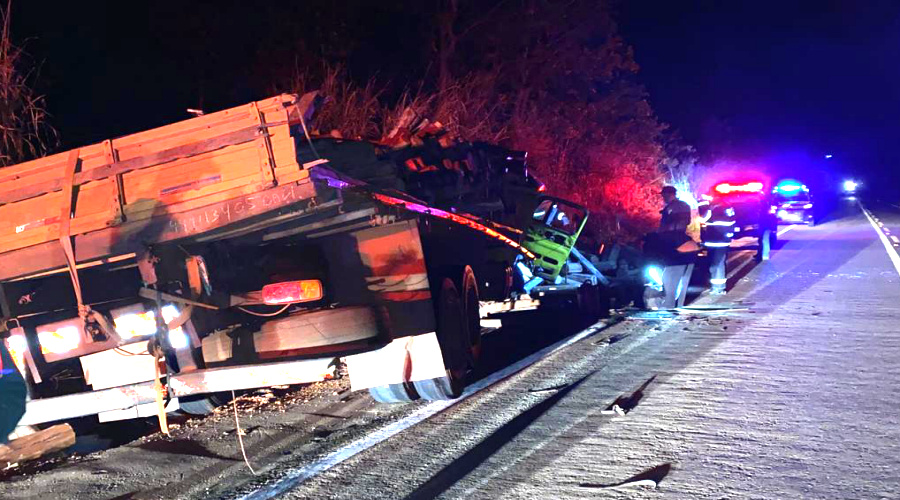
164;183;311;237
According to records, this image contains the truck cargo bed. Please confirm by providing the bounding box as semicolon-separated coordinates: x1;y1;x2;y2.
0;94;323;282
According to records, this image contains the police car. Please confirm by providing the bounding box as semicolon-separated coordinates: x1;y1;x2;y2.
771;179;815;225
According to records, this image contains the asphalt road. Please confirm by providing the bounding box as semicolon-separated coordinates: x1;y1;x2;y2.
3;197;899;499
268;197;900;499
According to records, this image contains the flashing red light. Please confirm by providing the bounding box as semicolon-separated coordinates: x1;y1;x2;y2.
537;184;547;192
262;280;323;305
714;181;764;195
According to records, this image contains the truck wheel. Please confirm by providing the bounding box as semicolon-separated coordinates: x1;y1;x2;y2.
577;284;602;321
461;266;482;362
179;393;229;416
414;278;472;401
369;383;419;403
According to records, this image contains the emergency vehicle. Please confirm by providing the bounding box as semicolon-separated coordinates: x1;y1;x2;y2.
771;179;815;225
707;181;779;245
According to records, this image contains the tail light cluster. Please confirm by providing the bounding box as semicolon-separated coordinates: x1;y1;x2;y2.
262;280;323;305
14;280;324;366
15;303;191;365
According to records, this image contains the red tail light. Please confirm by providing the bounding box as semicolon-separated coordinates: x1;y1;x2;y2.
262;280;323;305
714;182;764;195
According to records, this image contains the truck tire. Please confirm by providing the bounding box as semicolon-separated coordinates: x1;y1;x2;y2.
179;393;229;416
369;383;419;403
577;284;602;321
413;278;472;401
461;266;482;362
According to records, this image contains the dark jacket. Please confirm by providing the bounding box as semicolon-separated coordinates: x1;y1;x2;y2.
699;200;735;247
659;199;691;233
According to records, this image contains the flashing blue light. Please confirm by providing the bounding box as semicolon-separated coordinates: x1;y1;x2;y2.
843;180;858;193
776;183;802;192
825;154;833;159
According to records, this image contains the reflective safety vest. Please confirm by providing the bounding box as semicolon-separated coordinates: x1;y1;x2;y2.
698;200;735;247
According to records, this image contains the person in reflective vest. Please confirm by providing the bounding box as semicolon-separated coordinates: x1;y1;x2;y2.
698;196;735;294
0;339;27;443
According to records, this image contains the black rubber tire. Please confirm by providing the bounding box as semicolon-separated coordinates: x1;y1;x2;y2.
413;278;471;401
369;382;419;403
179;393;229;415
461;266;482;363
577;284;602;321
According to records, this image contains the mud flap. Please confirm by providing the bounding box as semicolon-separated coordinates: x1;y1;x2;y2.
344;332;447;392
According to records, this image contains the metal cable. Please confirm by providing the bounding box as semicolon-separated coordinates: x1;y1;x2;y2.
237;304;292;317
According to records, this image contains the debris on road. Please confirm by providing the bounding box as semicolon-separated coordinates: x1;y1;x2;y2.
0;424;75;470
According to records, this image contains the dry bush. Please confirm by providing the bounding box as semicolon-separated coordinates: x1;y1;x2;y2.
284;60;672;244
287;64;506;145
0;0;56;167
288;64;385;140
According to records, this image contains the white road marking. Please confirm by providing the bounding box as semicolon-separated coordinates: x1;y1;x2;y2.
237;321;613;500
777;224;796;237
859;203;900;278
891;235;900;244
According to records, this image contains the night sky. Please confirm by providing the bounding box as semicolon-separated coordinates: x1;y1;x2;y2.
11;1;900;192
620;0;900;187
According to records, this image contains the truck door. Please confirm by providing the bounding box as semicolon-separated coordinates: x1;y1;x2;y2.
522;197;588;280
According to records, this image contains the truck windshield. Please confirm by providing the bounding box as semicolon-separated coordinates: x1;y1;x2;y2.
532;199;585;235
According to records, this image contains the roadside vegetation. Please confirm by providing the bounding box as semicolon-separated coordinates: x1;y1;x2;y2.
3;0;700;242
0;0;55;167
278;1;700;242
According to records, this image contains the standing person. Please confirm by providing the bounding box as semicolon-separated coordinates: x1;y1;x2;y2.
756;200;776;261
658;185;691;234
644;186;696;309
698;196;735;294
0;338;27;443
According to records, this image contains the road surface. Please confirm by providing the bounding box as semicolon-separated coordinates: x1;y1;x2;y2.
3;198;899;499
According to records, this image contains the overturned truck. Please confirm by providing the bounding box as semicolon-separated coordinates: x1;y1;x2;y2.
0;92;613;429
